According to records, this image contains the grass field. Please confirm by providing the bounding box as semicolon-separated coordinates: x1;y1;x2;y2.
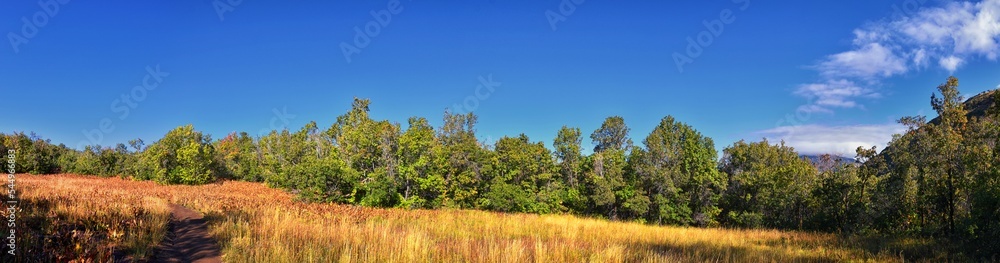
4;174;939;262
4;174;171;262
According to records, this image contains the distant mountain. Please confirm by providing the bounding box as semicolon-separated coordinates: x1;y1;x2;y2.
801;155;856;165
799;154;858;172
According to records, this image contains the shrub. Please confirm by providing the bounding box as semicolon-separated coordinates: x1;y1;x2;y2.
139;125;217;184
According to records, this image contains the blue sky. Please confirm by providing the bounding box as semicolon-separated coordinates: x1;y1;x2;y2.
2;0;999;156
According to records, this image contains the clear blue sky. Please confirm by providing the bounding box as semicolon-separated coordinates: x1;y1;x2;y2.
3;0;999;156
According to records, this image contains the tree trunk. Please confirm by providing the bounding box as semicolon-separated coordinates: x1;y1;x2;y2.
948;171;955;236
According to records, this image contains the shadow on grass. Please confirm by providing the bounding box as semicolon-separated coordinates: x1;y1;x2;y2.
0;198;129;263
844;234;961;262
0;198;53;263
0;197;169;263
631;240;843;262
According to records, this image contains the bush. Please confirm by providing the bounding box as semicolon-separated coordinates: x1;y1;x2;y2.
287;157;359;204
139;125;217;184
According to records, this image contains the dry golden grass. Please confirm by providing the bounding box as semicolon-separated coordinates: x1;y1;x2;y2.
4;174;171;262
13;174;914;262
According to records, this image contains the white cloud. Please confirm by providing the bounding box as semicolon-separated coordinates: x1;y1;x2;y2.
895;2;976;48
755;124;907;156
955;1;1000;58
912;48;929;68
794;79;877;112
939;55;965;71
816;43;909;80
797;104;833;114
886;0;1000;60
797;0;1000;112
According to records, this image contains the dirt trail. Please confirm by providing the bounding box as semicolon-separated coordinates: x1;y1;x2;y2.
153;204;223;263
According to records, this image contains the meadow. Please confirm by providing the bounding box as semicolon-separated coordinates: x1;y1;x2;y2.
2;173;946;262
5;174;171;261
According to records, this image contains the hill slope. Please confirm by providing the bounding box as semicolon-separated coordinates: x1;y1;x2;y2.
877;88;996;167
929;88;998;124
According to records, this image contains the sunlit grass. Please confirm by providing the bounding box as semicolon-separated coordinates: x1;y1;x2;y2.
17;174;931;262
6;174;170;262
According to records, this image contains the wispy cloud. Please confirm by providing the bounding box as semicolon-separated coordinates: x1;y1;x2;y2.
794;79;879;112
815;42;909;80
755;124;907;156
797;0;1000;113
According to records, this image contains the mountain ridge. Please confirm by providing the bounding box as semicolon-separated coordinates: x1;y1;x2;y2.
929;88;998;124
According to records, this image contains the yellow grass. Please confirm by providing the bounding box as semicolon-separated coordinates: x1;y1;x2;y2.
13;174;912;262
5;174;171;262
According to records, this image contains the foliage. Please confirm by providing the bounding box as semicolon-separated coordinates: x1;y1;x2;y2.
635;116;725;226
553;126;587;212
397;117;439;209
481;134;561;214
138;125;217;184
435;110;486;209
1;132;62;174
215;132;262;182
583;117;646;220
719;139;818;229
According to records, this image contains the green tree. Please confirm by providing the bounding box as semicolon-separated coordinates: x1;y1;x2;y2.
215;132;262;181
882;77;974;236
257;120;361;204
324;98;403;207
635;116;724;226
73;145;101;176
2;132;60;174
719;139;817;229
258;129;300;188
967;91;1000;256
554;126;583;187
358;120;401;207
591;116;631;152
870;116;928;234
54;144;79;173
928;76;969;236
810;154;862;232
397;117;440;208
482;134;562;213
139;125;217;184
434;110;486;209
584;117;648;220
553;126;587;213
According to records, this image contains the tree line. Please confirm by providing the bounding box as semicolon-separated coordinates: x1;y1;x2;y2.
3;76;998;258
